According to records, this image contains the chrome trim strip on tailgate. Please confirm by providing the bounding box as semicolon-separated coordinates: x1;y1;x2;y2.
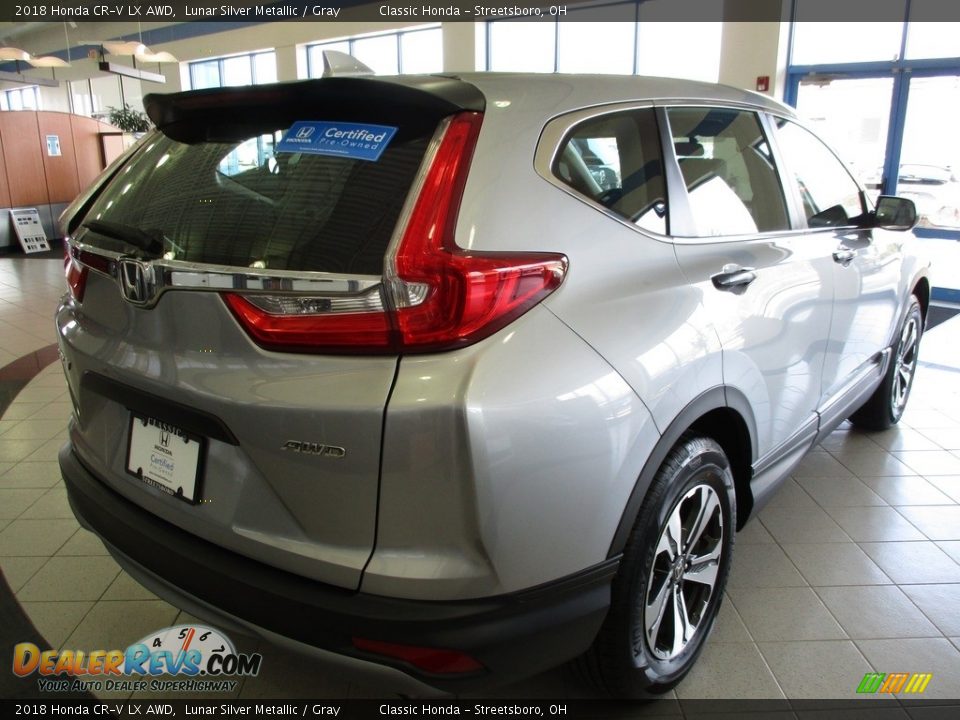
68;239;384;310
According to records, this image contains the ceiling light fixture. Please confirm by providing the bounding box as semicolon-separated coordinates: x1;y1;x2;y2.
0;46;69;86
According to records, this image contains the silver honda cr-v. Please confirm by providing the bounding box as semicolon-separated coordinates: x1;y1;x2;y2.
57;72;929;696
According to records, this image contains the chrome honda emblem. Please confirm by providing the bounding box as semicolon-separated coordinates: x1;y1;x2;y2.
118;259;155;305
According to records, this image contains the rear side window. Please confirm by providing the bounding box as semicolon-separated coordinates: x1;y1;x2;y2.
771;119;866;227
79;124;431;274
666;107;790;237
552;109;668;235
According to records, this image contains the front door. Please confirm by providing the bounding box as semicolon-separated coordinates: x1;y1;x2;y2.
769;117;902;407
665;106;834;458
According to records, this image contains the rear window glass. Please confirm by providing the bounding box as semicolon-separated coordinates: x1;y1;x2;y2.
80;124;431;275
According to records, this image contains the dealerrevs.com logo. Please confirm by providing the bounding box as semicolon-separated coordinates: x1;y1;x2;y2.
13;625;262;693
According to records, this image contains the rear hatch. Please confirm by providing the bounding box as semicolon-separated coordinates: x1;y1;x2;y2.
57;77;485;590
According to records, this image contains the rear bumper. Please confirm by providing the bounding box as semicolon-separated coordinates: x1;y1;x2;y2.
60;445;616;692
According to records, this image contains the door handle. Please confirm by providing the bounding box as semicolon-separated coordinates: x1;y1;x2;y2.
833;248;857;266
711;265;757;291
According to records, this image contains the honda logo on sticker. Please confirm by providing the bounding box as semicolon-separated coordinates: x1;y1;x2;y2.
296;126;316;139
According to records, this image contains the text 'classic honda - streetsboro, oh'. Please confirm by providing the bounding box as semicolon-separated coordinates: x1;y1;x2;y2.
57;70;929;696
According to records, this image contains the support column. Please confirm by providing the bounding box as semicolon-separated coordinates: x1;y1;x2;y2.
442;22;478;72
719;0;791;100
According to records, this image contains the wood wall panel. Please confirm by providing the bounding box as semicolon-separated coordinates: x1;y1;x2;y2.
71;115;112;189
0;111;114;212
0;112;49;207
0;132;11;208
100;134;127;167
37;113;81;203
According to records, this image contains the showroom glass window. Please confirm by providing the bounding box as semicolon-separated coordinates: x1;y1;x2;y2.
187;51;279;174
1;85;40;111
666;108;790;236
188;50;277;90
552;108;669;235
306;26;442;77
772;119;866;227
786;0;960;280
486;0;721;81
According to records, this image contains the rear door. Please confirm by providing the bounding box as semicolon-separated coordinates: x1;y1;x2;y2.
666;106;835;460
57;78;482;590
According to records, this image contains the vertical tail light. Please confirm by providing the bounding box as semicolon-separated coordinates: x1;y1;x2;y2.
385;112;567;352
64;241;88;302
224;111;567;354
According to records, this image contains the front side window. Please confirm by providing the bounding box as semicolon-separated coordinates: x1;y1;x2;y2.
552;108;668;234
666;107;790;237
772;119;866;228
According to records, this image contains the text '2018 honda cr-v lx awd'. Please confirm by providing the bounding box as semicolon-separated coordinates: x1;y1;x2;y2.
57;72;929;696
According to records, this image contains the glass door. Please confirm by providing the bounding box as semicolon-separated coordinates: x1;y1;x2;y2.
900;73;960;301
899;74;960;231
794;76;894;203
792;71;960;302
787;1;960;305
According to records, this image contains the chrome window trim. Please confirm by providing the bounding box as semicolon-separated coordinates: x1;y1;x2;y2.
534;99;812;246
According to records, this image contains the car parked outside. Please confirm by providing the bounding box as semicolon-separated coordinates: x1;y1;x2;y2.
57;73;929;696
865;163;960;228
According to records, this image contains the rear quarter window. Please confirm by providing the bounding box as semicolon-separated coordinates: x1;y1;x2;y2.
551;108;668;235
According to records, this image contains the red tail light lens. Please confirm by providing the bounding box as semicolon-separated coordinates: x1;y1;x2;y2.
64;244;88;302
389;112;567;352
352;637;484;675
224;111;567;354
223;294;393;354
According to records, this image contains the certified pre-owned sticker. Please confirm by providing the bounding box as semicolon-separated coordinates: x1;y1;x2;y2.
277;121;398;161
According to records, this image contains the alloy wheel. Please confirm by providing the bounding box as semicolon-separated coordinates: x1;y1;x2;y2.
642;483;724;661
892;313;920;416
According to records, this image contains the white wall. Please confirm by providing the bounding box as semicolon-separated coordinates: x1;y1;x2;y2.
719;21;793;98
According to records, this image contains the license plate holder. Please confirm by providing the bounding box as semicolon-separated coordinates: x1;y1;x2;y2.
126;413;204;504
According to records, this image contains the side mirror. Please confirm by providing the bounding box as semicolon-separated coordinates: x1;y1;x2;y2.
873;196;918;231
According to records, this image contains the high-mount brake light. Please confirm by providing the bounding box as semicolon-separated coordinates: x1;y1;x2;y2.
224;111;567;354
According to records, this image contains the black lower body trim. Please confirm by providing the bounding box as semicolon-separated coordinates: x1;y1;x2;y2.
60;446;615;691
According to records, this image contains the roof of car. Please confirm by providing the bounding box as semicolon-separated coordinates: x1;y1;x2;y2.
146;73;796;141
450;72;796;118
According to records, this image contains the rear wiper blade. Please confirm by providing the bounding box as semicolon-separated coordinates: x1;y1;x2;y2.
81;220;166;257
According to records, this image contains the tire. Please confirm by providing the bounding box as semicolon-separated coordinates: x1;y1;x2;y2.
849;295;923;431
580;434;736;697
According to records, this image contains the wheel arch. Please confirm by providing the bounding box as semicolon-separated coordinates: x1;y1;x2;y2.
607;387;757;558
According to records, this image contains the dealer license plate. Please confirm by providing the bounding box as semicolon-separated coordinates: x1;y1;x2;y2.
126;414;203;503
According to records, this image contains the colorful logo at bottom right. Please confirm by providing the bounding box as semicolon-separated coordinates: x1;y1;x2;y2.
857;672;932;694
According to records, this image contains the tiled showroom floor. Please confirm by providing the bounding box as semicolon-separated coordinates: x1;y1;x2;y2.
3;253;960;708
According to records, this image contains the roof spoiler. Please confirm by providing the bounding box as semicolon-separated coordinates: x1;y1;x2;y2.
144;76;485;144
